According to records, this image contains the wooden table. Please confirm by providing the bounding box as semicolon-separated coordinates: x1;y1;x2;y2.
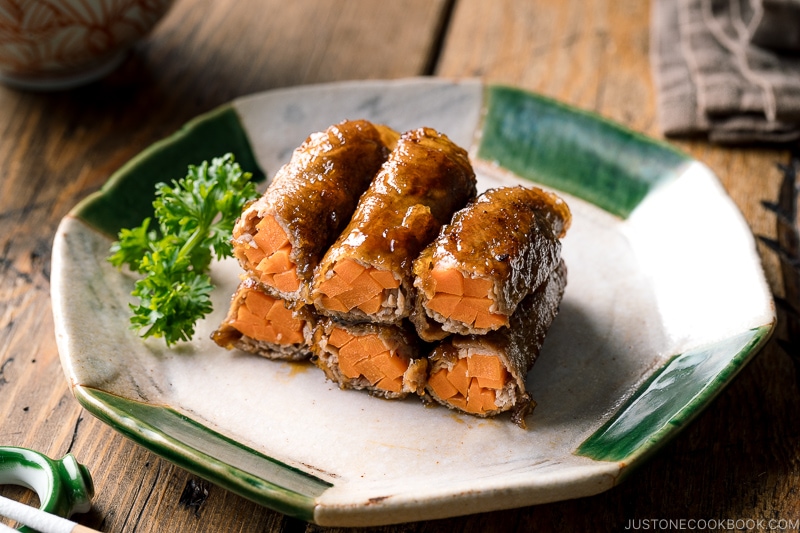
1;0;798;531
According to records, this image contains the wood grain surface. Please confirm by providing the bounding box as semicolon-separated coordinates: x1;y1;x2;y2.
1;0;798;531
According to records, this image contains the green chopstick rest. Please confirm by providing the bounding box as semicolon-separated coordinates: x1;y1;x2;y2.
0;446;94;531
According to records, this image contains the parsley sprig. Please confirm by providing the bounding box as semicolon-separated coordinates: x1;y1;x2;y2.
109;153;260;346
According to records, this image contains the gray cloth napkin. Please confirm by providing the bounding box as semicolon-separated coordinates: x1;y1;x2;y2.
652;0;800;144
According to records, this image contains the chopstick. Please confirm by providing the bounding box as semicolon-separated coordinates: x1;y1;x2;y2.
0;494;101;533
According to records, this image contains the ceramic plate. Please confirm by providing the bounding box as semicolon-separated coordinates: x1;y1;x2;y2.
52;78;775;526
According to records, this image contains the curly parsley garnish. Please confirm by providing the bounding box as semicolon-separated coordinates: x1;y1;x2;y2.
109;153;260;346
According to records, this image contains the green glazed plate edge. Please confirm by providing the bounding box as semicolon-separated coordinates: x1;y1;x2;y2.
56;78;776;525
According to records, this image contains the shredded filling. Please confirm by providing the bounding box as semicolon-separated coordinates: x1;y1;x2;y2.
425;268;506;329
229;287;305;345
242;214;301;293
316;259;400;315
427;354;509;414
327;326;410;393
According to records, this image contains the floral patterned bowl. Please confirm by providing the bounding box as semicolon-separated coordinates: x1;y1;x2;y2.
0;0;174;90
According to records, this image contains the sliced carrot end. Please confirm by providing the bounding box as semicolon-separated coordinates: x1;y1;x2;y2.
468;354;506;382
254;215;290;253
425;293;462;317
370;269;401;289
430;268;464;295
317;264;395;316
233;306;275;342
427;292;504;330
272;269;301;292
372;350;408;380
332;258;366;284
321;295;349;313
331;328;410;393
357;294;383;315
242;244;266;266
428;369;458;399
354;357;384;385
258;247;293;274
473;311;507;330
462;276;494;298
357;333;388;355
247;215;300;294
377;376;403;393
428;354;509;414
449;358;470;397
327;326;352;348
244;289;276;318
230;288;305;346
317;273;351;298
448;303;480;326
425;268;503;329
